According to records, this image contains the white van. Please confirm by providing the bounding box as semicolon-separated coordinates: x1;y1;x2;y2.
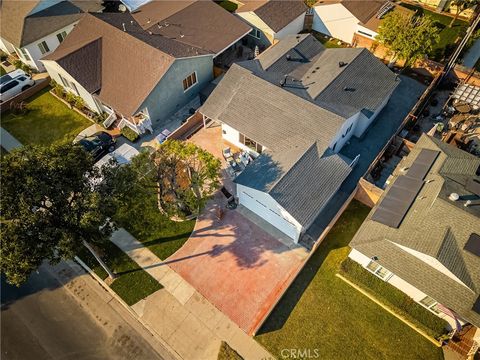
0;69;35;103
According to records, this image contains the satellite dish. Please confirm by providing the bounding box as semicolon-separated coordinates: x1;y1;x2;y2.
118;4;127;12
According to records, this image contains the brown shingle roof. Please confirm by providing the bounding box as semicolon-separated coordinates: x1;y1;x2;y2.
237;0;307;33
0;0;103;47
43;13;175;116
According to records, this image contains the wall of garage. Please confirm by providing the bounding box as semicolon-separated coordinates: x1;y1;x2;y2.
237;183;303;241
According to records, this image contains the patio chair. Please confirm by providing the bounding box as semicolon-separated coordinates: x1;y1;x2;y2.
223;147;233;161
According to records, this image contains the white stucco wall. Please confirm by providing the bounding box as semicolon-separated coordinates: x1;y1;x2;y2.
354;90;393;138
237;184;303;241
0;37;16;54
312;4;359;44
236;11;275;46
274;12;305;40
42;59;102;113
329;113;358;153
221;123;265;155
19;22;77;71
348;249;465;329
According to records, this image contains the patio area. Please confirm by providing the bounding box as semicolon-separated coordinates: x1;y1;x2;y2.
166;124;309;334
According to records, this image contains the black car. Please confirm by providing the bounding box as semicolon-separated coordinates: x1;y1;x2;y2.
79;132;116;161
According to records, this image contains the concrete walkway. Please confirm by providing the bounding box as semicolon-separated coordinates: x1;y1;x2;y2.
111;229;274;360
0;127;22;151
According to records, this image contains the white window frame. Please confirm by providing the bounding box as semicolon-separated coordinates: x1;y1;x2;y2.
249;28;261;39
182;71;197;92
366;260;393;281
38;41;50;55
58;74;79;96
419;296;441;315
56;31;67;43
20;47;31;61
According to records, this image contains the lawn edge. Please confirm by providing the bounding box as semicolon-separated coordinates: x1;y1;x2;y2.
336;273;442;347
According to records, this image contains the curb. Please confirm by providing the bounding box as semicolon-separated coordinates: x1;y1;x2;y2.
73;256;183;360
335;273;442;348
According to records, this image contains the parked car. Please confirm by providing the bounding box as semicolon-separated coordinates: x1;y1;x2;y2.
78;131;116;161
0;69;35;102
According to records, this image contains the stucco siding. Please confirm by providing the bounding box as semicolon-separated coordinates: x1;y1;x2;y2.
42;59;101;113
221;123;265;155
354;90;393;137
329;112;358;153
235;12;274;46
348;249;463;329
312;4;359;44
273;12;305;40
21;22;77;71
137;56;213;128
237;183;303;241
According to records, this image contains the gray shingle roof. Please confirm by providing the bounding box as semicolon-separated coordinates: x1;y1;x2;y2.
350;134;480;327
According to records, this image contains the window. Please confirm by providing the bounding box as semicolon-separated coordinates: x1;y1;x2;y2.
38;41;50;55
420;296;441;314
342;123;353;138
58;74;79;95
182;72;197;91
366;260;392;280
239;133;262;153
249;28;261;39
20;47;31;61
256;200;267;208
58;74;69;87
357;30;373;38
0;80;19;93
242;191;253;199
332;142;337;151
56;31;67;43
70;81;79;96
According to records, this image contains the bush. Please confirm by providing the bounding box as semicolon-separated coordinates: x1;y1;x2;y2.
218;1;237;12
93;112;108;124
64;91;76;106
339;257;448;339
0;51;8;62
217;342;243;360
121;127;139;142
73;95;85;110
13;60;33;74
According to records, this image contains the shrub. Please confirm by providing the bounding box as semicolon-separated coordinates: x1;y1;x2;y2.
64;91;76;106
339;258;448;339
0;51;8;62
93;112;108;124
217;341;243;360
73;95;85;110
13;60;33;74
121;127;139;142
218;1;237;12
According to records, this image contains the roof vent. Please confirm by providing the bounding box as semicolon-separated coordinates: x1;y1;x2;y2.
122;23;126;32
449;193;460;201
280;76;287;87
464;200;472;207
286;54;291;61
339;61;347;67
343;87;355;92
118;4;127;12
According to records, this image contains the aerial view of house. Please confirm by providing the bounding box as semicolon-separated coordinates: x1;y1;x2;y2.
41;0;250;134
0;0;104;71
350;134;480;330
200;33;399;242
1;0;480;359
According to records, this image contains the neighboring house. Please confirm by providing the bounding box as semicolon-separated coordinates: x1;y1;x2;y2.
200;34;399;242
41;0;250;135
312;0;411;45
0;0;103;71
234;0;307;47
416;0;477;18
349;134;480;330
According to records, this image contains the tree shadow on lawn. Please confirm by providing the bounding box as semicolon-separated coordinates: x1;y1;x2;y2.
256;200;370;335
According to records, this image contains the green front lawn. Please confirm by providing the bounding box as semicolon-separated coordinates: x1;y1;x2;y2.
1;87;92;146
114;190;195;260
78;241;162;306
0;67;6;76
312;31;348;48
400;3;468;61
255;200;443;360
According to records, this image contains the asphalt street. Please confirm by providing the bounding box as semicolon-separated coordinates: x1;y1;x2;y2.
1;263;164;360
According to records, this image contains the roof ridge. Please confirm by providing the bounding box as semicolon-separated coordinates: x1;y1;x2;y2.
312;47;367;100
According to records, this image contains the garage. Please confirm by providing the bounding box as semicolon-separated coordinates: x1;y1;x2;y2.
238;187;300;241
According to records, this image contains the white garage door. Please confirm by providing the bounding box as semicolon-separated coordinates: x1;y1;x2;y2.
238;190;299;241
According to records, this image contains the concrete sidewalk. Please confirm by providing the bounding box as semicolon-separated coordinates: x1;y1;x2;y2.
111;229;274;360
0;127;22;151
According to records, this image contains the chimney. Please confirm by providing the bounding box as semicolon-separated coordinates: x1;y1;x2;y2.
449;193;460;201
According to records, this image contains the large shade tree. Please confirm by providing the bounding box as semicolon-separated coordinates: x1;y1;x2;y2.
125;140;221;220
0;143;121;286
377;12;440;67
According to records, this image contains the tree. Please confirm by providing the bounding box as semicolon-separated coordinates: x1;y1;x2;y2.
125;140;221;220
448;0;479;27
377;12;440;67
0;143;120;286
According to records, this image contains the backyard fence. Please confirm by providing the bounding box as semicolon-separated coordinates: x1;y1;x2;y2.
0;76;50;114
167;111;203;141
